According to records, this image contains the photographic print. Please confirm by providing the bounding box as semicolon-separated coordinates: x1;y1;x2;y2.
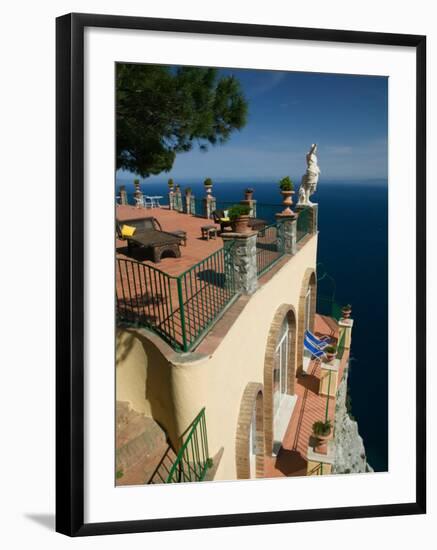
114;63;388;485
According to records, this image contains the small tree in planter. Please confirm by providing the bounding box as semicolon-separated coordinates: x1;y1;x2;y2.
228;204;251;233
312;420;332;454
341;304;352;319
279;176;295;215
168;178;175;190
324;345;337;362
185;187;192;196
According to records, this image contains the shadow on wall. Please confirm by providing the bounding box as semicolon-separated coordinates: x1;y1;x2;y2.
116;328;179;450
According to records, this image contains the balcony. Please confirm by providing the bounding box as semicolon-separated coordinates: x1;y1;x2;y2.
264;314;350;478
116;201;314;352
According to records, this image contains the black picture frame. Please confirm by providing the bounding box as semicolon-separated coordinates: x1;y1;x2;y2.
56;12;426;537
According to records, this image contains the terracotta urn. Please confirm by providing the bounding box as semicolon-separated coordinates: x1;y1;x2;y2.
313;430;331;455
342;305;352;319
232;215;251;234
280;190;295;216
324;347;337;363
244;189;254;201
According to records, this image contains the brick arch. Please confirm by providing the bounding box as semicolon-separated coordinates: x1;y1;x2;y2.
263;304;297;456
235;382;264;479
296;268;317;376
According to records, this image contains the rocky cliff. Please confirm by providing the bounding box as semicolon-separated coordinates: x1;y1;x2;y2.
332;366;373;474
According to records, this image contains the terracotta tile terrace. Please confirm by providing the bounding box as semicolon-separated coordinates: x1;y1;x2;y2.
116;203;314;353
265;313;349;478
116;204;223;276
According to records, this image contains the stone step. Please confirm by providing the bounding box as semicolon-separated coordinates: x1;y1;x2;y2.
116;400;171;485
117;445;176;486
116;401;157;449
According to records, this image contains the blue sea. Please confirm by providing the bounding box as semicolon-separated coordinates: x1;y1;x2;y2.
116;178;388;472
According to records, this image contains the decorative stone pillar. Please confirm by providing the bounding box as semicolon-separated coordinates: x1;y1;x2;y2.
202;195;216;219
319;360;339;397
306;447;334;475
174;188;183;212
338;317;354;349
168;190;175;210
184;192;193;214
119;185;128;205
133;180;143;205
221;231;258;295
296;203;318;234
190;195;196;215
275;214;297;255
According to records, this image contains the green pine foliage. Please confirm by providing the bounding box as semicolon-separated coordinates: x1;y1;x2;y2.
117;64;248;177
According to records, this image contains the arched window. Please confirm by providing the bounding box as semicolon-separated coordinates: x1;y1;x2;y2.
273;318;289;443
236;383;264;479
297;269;317;376
263;305;297;456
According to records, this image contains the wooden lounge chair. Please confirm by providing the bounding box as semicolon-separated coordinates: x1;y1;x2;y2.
116;217;183;263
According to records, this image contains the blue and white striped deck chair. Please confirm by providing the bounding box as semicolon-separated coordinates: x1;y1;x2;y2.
303;333;326;361
305;329;330;350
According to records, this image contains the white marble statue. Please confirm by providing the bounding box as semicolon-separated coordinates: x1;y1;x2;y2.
297;143;320;206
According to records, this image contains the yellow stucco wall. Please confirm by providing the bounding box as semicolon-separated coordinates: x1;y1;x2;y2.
116;329;180;446
116;234;318;481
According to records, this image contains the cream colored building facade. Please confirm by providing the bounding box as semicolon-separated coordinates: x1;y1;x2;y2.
116;231;318;481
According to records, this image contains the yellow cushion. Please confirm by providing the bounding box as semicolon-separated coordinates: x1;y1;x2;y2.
121;224;136;238
220;217;230;222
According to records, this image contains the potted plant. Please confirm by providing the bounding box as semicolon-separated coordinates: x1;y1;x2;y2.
175;184;181;192
312;420;332;454
341;304;352;319
185;187;192;196
204;177;213;195
324;345;337;362
279;176;295;215
168;178;175;190
133;178;141;195
244;187;254;201
228;204;252;233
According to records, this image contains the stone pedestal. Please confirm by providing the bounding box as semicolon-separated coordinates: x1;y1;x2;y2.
202;196;216;219
338;317;354;349
319;359;340;397
296;203;318;233
240;199;257;218
190;196;196;215
168;191;175;210
307;440;335;475
221;232;258;295
134;181;143;205
119;186;128;205
184;194;193;214
275;214;297;255
174;191;183;212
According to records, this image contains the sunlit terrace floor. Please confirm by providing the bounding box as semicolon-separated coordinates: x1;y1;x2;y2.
116;204;223;276
115;205;283;351
264;314;348;478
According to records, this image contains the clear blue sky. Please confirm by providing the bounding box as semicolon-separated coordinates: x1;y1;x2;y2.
117;67;388;183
